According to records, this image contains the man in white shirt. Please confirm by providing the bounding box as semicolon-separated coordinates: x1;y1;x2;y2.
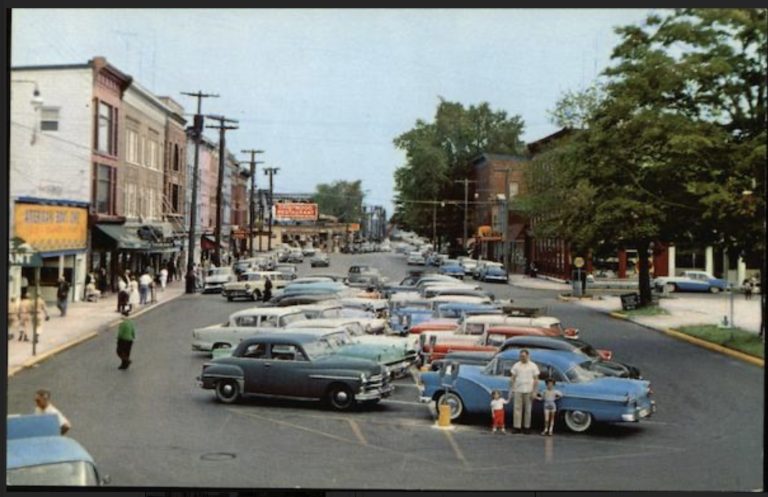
34;389;71;435
138;271;153;305
508;349;540;434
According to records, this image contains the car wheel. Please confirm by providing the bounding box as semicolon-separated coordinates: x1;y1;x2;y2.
215;380;240;404
327;383;356;411
709;286;722;294
563;409;593;432
436;391;464;421
212;342;232;351
252;290;261;301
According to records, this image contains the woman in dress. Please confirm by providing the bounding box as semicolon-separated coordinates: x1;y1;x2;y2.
128;277;140;313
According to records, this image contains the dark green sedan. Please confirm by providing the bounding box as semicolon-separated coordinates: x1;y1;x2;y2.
197;333;394;410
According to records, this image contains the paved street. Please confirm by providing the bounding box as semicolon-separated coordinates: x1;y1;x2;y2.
6;252;763;490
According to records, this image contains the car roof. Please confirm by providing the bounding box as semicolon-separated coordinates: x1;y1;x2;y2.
238;333;320;347
466;315;559;325
496;348;586;368
438;302;498;310
502;335;574;348
7;436;95;470
288;317;365;328
230;307;306;318
7;414;60;439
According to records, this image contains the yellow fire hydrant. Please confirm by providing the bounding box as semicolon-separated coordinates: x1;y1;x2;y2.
437;403;452;428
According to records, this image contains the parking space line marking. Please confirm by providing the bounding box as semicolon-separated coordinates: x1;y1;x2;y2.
380;398;424;406
348;419;368;446
443;430;469;467
227;408;358;445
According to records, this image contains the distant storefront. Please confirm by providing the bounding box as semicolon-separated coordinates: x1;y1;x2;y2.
11;198;89;302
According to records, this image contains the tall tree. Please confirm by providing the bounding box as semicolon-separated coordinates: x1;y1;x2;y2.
393;98;526;247
526;8;766;307
313;180;365;223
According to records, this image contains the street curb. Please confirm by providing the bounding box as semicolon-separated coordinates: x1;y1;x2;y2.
607;311;763;368
7;289;189;378
558;294;597;302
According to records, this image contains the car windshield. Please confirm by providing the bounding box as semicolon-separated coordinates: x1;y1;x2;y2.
208;268;229;276
7;461;99;486
303;339;337;358
565;361;603;382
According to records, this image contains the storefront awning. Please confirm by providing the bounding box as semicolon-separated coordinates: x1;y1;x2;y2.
96;224;178;253
201;234;228;250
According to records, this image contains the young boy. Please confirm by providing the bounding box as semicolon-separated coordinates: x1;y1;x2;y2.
538;379;563;436
490;390;509;433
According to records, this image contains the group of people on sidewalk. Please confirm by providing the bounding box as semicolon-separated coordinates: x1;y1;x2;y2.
116;265;171;315
489;349;563;436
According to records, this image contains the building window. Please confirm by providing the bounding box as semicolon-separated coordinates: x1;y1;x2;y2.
94;163;115;214
40;107;60;131
171;184;180;213
126;129;139;164
96;101;117;155
509;182;519;198
173;144;180;171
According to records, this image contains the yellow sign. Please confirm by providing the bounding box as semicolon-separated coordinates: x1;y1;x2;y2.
573;257;585;268
14;203;88;253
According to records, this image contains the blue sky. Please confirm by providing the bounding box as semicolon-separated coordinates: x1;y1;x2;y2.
11;9;657;215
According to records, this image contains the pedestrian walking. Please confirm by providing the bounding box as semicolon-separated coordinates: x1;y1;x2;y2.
128;277;140;313
490;390;509;433
508;349;540;434
116;310;136;370
138;270;152;305
17;291;49;342
8;296;20;341
743;278;753;300
99;267;108;295
34;389;71;435
537;378;563;436
160;266;168;291
56;277;70;317
263;275;273;302
117;273;130;313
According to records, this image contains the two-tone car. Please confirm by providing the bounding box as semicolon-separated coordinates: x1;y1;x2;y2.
221;271;289;301
653;270;728;293
310;252;330;267
419;348;655;432
192;307;308;353
202;266;235;293
197;334;394;410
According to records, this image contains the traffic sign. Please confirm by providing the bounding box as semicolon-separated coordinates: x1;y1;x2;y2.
573;256;585;268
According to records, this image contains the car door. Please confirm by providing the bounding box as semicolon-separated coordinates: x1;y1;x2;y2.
262;343;312;397
238;343;271;394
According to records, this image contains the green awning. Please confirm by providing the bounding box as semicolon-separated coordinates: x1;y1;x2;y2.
95;224;177;253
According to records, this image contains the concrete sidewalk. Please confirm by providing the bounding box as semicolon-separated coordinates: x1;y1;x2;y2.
7;280;188;376
573;293;763;334
508;274;571;291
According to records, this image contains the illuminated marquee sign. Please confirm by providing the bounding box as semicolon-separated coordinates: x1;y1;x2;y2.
14;203;88;253
274;203;319;221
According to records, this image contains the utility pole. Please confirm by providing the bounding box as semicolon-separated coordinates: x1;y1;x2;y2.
454;179;477;253
263;167;279;251
241;149;264;257
180;91;218;287
494;168;510;277
205;115;239;266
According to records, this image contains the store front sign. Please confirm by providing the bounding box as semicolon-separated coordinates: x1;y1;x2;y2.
14;203;88;252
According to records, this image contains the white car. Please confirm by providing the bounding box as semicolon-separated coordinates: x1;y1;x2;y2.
203;267;235;293
191;307;308;353
221;271;289;301
406;251;427;265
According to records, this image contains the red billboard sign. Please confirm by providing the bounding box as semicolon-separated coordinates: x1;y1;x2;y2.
274;203;319;221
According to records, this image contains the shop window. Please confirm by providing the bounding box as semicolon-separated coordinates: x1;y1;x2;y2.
172;184;180;213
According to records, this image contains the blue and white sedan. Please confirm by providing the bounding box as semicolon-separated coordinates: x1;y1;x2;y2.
480;265;508;283
653;270;728;293
419;349;655;433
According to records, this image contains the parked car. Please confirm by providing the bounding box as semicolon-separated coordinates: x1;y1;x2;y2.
347;265;373;283
221;271;289;301
653;270;728;293
419;349;656;432
275;263;298;280
479;265;508;283
203;266;235;293
472;260;503;280
407;252;427;266
191;307;309;353
423;286;495;301
287;249;304;263
459;314;578;339
434;302;504;319
7;414;110;486
500;335;642;379
307;272;347;282
302;245;318;256
198;334;394;410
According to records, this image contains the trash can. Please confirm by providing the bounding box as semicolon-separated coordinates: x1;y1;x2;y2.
620;293;639;311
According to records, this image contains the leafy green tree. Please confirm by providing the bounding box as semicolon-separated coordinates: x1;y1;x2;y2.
393;98;526;247
526;8;766;307
312;180;365;223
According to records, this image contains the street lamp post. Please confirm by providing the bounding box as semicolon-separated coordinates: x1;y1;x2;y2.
263;167;279;251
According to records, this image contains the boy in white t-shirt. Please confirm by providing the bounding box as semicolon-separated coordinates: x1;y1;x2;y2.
537;378;563;436
490;390;509;433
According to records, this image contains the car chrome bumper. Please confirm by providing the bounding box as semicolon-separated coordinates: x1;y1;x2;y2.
622;400;656;422
357;383;395;401
192;341;212;352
